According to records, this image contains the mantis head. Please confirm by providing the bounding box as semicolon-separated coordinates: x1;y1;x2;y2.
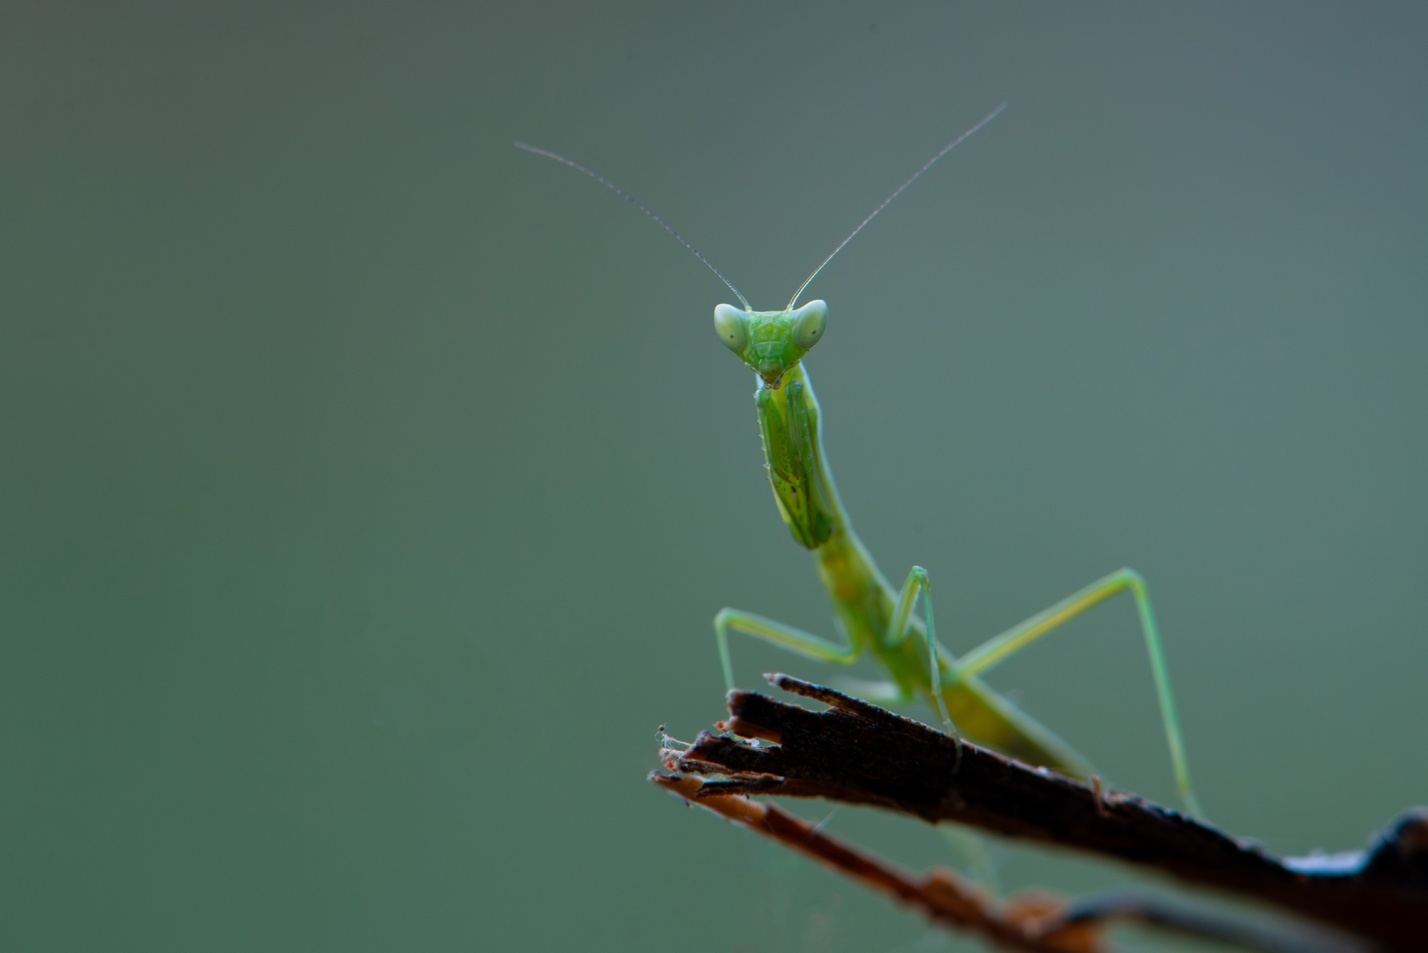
713;300;827;389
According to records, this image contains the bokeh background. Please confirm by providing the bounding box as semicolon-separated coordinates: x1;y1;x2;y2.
5;3;1426;951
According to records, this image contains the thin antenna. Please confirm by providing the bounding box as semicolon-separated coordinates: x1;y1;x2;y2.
784;102;1008;311
514;141;752;311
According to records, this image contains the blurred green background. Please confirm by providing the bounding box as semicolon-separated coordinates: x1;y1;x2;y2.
4;2;1425;951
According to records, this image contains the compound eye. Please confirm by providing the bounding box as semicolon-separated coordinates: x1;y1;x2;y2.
713;303;748;353
791;300;828;352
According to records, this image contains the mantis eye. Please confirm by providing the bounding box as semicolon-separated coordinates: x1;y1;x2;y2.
791;299;828;352
713;303;748;353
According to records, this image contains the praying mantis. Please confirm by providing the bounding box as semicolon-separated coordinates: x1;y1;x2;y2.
517;103;1201;815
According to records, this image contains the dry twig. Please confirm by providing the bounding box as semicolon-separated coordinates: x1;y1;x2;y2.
654;675;1427;952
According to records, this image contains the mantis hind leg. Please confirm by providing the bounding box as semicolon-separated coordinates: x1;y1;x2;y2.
947;568;1201;815
713;608;863;692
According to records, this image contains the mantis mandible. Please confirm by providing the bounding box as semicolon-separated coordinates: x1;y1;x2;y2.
517;104;1201;815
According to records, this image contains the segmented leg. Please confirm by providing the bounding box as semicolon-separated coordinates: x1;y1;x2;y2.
947;568;1200;815
713;607;862;692
884;566;957;735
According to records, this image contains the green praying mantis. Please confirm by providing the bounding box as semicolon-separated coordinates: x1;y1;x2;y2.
517;103;1202;816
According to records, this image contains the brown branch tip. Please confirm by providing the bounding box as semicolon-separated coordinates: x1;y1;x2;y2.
652;674;1427;953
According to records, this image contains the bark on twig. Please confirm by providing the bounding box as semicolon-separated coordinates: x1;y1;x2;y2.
655;674;1427;952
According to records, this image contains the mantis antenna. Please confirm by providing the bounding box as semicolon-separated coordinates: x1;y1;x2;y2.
518;101;1005;314
784;101;1008;310
513;141;752;311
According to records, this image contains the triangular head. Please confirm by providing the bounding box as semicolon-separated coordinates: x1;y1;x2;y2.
713;300;827;390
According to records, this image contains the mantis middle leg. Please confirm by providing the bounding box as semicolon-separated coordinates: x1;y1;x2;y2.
936;567;1200;815
713;608;863;695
